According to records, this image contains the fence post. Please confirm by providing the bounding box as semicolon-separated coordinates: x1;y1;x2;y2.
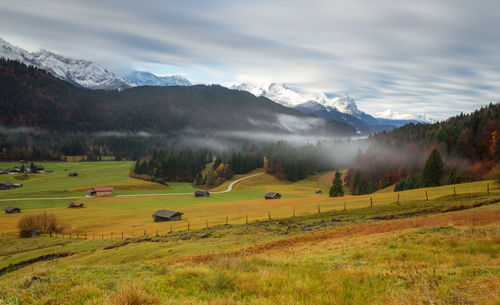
70;233;72;239
156;230;158;237
132;232;134;238
102;232;103;240
370;197;373;207
344;200;346;210
246;214;248;224
453;187;457;201
122;232;124;239
425;191;428;201
62;233;64;239
50;231;52;237
487;183;490;194
317;204;320;214
111;232;113;240
93;233;94;240
226;216;228;225
77;233;79;239
85;233;87;239
205;220;208;228
397;193;400;203
187;222;190;230
293;207;296;217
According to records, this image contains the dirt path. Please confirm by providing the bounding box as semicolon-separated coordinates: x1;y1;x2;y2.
177;208;500;264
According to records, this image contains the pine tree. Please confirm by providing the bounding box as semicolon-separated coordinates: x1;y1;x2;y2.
422;148;444;187
329;170;344;197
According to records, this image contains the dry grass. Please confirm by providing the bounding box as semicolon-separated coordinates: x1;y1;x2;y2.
108;283;160;305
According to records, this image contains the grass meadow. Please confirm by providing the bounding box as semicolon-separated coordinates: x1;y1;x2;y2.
0;161;499;304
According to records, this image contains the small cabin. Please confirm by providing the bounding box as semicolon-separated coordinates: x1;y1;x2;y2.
88;187;114;197
315;189;322;194
264;192;281;200
68;202;84;208
4;206;21;214
152;209;184;222
0;182;14;190
194;190;210;197
68;172;78;177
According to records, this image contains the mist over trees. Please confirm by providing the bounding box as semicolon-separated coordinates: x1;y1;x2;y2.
346;103;500;194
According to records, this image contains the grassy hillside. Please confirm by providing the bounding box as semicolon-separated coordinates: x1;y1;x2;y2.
0;193;499;304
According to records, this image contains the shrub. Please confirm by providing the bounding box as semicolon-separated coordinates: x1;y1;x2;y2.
17;212;66;238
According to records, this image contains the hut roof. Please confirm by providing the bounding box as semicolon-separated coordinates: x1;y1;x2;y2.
195;190;210;196
153;209;183;219
265;192;280;197
4;206;20;212
1;182;13;187
92;187;114;192
69;202;84;208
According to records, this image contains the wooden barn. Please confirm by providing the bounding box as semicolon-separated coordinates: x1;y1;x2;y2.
152;209;184;222
4;206;21;214
68;202;84;208
0;182;14;190
88;187;114;197
194;190;210;197
264;192;281;200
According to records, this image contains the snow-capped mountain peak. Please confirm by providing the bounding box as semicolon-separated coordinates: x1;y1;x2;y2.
0;37;131;90
123;70;192;87
233;82;362;116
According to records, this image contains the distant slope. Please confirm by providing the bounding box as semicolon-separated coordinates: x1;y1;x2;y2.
123;70;191;86
0;59;356;138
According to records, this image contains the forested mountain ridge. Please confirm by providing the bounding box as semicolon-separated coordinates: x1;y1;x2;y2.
345;103;500;194
0;59;356;136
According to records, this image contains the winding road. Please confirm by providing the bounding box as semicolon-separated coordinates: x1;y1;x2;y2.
0;172;265;202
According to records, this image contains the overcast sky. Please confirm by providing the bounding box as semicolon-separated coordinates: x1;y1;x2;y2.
1;0;499;119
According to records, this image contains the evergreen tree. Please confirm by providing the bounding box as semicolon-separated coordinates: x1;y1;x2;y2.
422;148;444;187
329;170;344;197
30;161;37;173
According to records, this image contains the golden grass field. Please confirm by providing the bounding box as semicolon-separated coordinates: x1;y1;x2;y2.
0;161;499;304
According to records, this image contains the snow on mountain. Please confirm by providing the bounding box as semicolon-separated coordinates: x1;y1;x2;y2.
124;70;191;87
0;37;131;90
234;82;362;116
375;109;436;123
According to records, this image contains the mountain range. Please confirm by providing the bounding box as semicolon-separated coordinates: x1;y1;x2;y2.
0;37;431;133
232;83;426;132
0;59;356;140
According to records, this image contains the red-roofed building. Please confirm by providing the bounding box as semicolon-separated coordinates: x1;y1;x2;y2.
88;187;114;197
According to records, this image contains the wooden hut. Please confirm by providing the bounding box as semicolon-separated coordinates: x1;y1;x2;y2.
68;202;84;208
194;190;210;197
4;206;21;214
152;210;184;222
88;187;114;196
264;192;281;199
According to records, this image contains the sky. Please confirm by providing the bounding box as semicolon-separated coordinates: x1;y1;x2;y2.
0;0;499;120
